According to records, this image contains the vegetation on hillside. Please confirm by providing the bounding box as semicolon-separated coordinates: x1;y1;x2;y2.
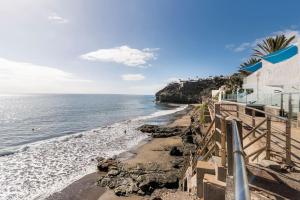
225;73;244;93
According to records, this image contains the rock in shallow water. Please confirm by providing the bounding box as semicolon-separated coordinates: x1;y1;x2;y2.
96;157;120;172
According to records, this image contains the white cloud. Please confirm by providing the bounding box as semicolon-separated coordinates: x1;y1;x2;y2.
225;42;251;52
48;13;69;24
234;42;251;52
226;28;299;53
121;74;145;81
225;44;235;49
0;58;93;94
80;45;158;67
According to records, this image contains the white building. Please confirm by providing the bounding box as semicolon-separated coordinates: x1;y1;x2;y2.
240;43;300;113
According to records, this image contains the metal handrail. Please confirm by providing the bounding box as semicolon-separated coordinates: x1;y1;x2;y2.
231;120;250;200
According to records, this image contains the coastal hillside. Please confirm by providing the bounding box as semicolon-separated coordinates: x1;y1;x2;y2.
156;76;227;104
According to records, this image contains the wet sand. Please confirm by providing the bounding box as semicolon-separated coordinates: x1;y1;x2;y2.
46;172;106;200
47;105;193;200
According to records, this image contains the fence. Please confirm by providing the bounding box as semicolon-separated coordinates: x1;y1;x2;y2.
190;102;251;199
217;101;293;166
223;92;300;117
182;99;295;199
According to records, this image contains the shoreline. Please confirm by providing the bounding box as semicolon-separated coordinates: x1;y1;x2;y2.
46;104;193;200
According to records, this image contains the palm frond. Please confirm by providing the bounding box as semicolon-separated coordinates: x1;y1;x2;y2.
240;57;261;68
252;34;296;58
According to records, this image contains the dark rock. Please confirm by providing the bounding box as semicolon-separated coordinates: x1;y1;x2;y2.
99;177;111;187
107;169;120;176
97;163;109;172
114;185;127;196
97;157;119;172
152;197;163;200
183;144;196;156
182;135;194;143
138;125;186;138
98;161;181;196
169;146;183;156
171;158;185;169
137;189;145;196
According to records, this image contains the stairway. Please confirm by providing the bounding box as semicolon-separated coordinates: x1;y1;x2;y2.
184;155;300;200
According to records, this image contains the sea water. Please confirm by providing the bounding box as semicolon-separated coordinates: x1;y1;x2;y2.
0;94;186;200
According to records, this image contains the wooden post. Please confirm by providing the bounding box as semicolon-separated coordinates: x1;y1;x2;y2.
215;103;221;130
226;117;233;176
221;116;226;167
213;128;218;156
252;109;256;137
286;94;292;165
236;118;243;148
280;93;284;116
266;116;271;160
236;104;239;118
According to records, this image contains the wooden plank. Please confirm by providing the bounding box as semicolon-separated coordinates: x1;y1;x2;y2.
246;146;265;159
266;117;271;160
251;148;265;161
198;131;215;156
221;116;226;167
202;144;216;160
243;119;266;140
244;131;267;150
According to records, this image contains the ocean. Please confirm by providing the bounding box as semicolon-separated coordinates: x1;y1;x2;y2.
0;94;186;200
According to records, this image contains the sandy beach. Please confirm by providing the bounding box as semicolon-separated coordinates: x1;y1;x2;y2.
46;105;194;200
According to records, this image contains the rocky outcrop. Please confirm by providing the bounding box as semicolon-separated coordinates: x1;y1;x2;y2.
155;76;227;104
96;107;205;197
138;125;187;138
97;158;181;196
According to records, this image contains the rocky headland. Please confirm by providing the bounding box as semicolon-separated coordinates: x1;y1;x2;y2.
155;76;227;104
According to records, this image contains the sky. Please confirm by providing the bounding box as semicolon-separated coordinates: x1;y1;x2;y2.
0;0;300;95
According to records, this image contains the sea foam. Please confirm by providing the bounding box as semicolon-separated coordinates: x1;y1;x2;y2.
0;105;186;200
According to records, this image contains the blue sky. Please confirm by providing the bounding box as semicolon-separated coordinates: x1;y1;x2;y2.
0;0;299;94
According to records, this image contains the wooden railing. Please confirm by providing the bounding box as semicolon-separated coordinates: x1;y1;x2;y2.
216;100;293;166
182;98;294;190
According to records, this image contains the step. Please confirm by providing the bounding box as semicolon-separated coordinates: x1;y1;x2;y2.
225;175;282;200
247;164;300;199
195;160;216;197
203;173;226;200
209;156;226;182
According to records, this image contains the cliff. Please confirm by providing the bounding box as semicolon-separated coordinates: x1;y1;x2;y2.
155;76;227;104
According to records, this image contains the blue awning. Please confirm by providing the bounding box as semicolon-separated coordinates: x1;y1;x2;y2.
262;45;298;64
240;62;262;73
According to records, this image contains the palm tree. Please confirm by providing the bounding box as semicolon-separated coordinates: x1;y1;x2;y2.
253;34;295;57
240;57;261;68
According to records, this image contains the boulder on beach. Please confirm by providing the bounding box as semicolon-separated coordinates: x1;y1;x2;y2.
97;160;181;196
138;124;186;138
169;146;183;156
